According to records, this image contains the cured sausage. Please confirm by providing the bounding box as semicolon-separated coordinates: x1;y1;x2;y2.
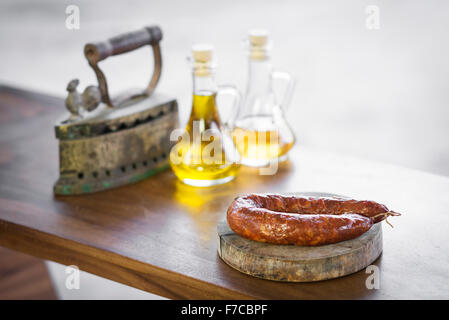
226;194;400;246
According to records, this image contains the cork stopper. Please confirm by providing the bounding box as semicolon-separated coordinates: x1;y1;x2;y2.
248;29;269;61
191;44;214;76
249;29;268;47
192;44;214;63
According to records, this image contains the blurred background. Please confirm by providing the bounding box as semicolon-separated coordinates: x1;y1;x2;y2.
0;0;448;299
1;0;449;176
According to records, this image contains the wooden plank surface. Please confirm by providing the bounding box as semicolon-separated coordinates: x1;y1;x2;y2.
0;85;449;299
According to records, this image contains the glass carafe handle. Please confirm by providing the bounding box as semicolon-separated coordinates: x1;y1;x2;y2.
271;71;295;111
217;85;241;129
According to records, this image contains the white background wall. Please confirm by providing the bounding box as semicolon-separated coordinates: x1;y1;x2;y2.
1;0;448;176
1;0;448;299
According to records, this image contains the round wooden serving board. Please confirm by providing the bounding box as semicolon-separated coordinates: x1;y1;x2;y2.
217;192;383;282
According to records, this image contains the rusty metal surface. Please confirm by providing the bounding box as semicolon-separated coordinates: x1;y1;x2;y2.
56;93;176;139
54;97;178;195
54;26;178;195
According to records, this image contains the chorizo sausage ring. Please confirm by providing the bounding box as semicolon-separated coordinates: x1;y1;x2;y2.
226;194;400;246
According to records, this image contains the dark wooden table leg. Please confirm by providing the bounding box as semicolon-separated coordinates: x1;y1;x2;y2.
0;247;57;300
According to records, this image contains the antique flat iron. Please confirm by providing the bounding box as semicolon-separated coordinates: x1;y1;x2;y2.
54;26;179;195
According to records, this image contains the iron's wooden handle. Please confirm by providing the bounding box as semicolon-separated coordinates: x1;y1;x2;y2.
84;26;162;63
84;26;163;107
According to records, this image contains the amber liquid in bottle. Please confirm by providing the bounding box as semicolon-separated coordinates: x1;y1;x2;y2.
233;115;294;162
233;30;295;167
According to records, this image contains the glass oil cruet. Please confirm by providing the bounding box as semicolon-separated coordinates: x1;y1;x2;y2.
169;44;241;187
232;29;296;167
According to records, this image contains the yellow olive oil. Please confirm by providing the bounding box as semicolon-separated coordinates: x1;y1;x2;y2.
170;91;240;187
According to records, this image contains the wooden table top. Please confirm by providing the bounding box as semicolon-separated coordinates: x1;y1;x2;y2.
0;85;448;299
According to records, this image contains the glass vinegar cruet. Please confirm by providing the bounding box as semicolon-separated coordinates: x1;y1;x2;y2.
169;44;241;187
232;29;296;167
